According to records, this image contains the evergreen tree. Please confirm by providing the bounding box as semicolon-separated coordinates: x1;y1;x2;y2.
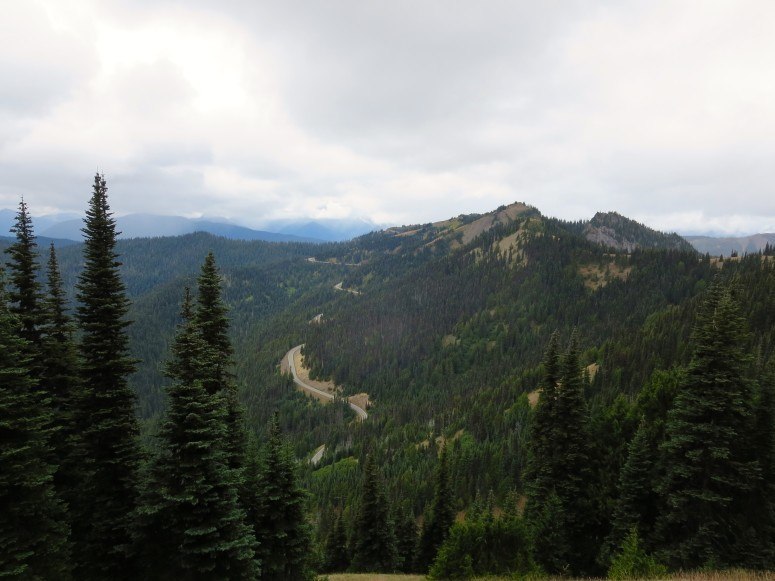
525;330;597;575
73;173;142;579
524;331;560;512
194;252;248;476
248;414;313;580
40;243;83;513
323;512;350;573
0;274;71;579
603;420;660;564
416;445;455;572
658;281;760;568
4;199;44;349
351;454;398;572
394;504;418;573
135;289;258;579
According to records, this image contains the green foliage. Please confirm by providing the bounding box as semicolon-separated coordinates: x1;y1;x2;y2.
72;174;142;578
0;276;71;579
350;454;398;572
322;512;350;573
416;446;456;572
249;415;314;580
658;281;760;568
135;288;258;579
607;528;666;580
429;511;534;579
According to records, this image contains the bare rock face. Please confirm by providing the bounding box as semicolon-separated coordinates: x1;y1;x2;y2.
583;211;694;253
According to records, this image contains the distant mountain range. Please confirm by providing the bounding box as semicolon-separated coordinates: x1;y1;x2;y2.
684;233;775;257
0;209;378;243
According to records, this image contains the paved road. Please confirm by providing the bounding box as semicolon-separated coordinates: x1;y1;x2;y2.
310;444;325;466
285;344;368;421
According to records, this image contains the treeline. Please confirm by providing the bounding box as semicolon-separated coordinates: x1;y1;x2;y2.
1;176;313;579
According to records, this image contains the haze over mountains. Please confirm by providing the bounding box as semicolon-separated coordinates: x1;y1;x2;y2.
2;206;772;256
0;209;377;243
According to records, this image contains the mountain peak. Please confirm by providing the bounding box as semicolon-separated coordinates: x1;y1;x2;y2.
583;211;693;253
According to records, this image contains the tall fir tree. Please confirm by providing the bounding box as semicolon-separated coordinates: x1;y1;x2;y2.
135;289;258;579
40;243;84;514
194;252;248;476
0;274;71;579
525;330;597;575
323;511;350;573
247;414;313;580
395;503;418;573
524;330;560;513
416;445;456;572
73;173;142;579
658;281;760;568
351;454;398;572
4;199;44;350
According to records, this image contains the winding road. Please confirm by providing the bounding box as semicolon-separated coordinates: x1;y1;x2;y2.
285;344;368;421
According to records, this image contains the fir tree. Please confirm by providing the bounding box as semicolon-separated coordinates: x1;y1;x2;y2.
0;274;71;579
351;454;398;572
40;243;83;513
658;281;760;568
395;503;418;573
323;512;350;573
4;198;44;349
249;414;313;580
194;252;248;476
73;173;142;579
135;289;258;579
416;445;455;572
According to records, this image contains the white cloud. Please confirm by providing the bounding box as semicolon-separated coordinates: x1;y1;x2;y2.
1;0;774;234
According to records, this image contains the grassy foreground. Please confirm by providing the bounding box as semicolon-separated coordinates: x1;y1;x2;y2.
323;571;774;581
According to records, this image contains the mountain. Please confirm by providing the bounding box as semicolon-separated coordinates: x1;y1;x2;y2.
38;213;323;243
685;233;775;256
266;217;379;242
0;209;81;237
580;211;694;252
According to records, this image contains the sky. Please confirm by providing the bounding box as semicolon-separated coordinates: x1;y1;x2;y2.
1;0;775;235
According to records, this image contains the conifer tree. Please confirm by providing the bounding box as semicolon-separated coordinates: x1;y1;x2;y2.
524;331;560;512
395;504;418;573
0;275;71;579
4;199;44;349
73;173;142;578
248;414;313;580
351;454;398;572
658;281;760;568
416;445;455;572
194;252;248;475
323;512;350;573
135;289;258;579
40;243;83;511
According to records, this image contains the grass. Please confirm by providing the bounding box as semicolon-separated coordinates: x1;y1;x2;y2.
321;571;775;581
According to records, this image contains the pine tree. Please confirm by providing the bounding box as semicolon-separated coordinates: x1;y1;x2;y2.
524;331;560;512
40;243;83;514
248;414;313;580
4;199;44;350
416;445;455;572
395;504;418;573
73;173;142;579
323;512;350;573
351;454;398;572
658;281;760;568
604;420;660;564
525;330;597;575
194;252;248;475
135;289;258;579
0;274;71;579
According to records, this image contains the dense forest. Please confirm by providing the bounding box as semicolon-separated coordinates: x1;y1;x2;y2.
2;176;774;579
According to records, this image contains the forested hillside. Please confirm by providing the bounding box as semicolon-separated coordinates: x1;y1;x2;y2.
2;190;774;578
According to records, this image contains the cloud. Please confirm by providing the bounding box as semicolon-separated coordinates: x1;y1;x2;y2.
0;0;774;234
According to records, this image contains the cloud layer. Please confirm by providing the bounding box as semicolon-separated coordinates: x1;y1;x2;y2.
1;0;774;234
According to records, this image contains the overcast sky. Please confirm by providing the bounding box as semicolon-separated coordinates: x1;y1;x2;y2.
2;0;774;235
